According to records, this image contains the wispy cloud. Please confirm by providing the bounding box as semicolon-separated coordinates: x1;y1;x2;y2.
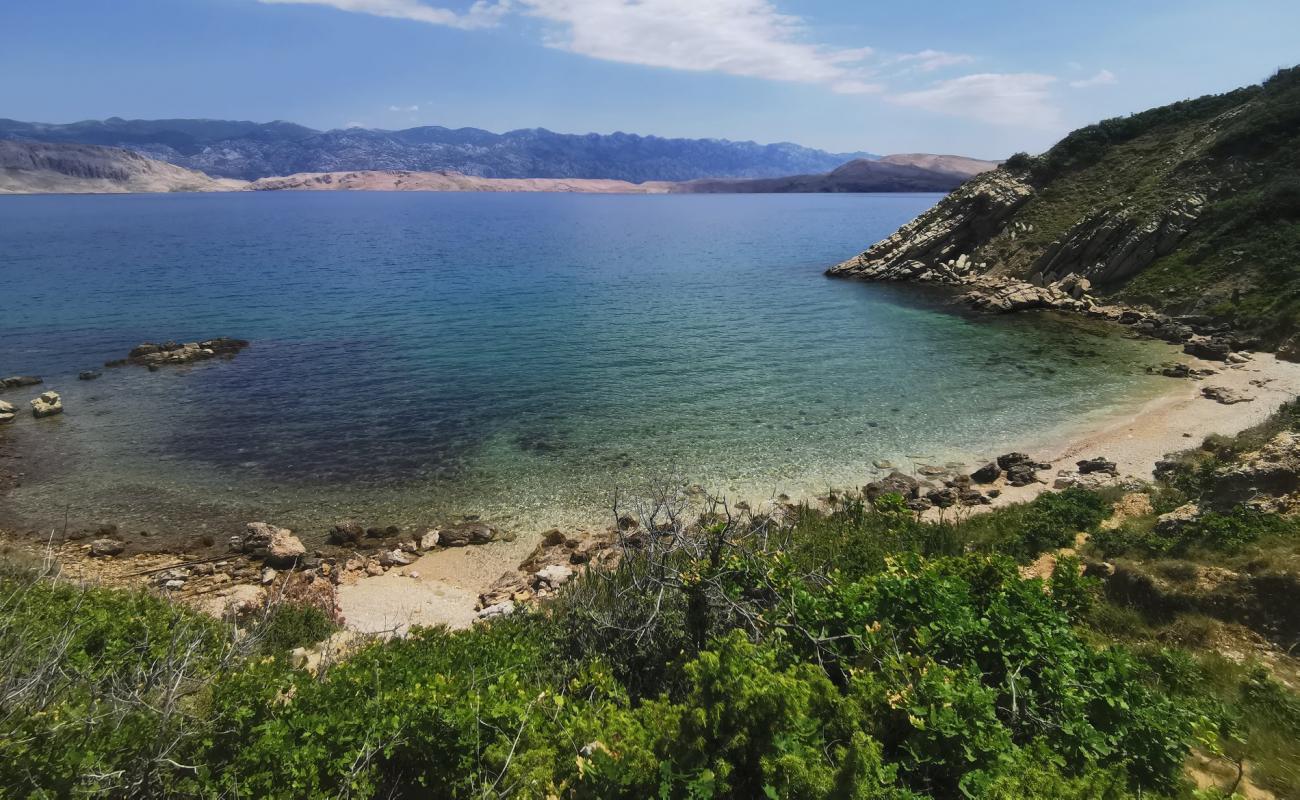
1069;69;1117;89
890;72;1061;128
257;0;509;30
388;104;421;111
518;0;880;92
891;49;974;73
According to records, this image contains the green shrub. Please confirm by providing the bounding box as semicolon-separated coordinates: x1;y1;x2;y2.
251;601;339;656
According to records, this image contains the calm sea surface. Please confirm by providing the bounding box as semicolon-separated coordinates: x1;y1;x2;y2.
0;192;1171;541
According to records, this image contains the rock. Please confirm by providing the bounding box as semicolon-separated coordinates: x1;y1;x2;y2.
240;522;306;568
1183;338;1233;361
378;549;414;567
1226;351;1251;364
89;538;125;557
1155;503;1201;536
476;601;516;621
1277;334;1300;363
289;647;310;669
0;376;41;391
863;470;924;500
437;522;499;547
996;452;1046;486
364;560;384;577
1201;386;1253;405
926;487;959;508
872;459;894;470
30;391;63;418
418;530;440;550
0;400;15;424
78;370;101;381
958;489;989;505
535;564;574;588
163;579;186;591
125;337;250;368
971;462;1001;484
329;521;365;545
261;567;277;585
541;529;567;546
1213;431;1300;504
905;497;933;512
1076;457;1118;475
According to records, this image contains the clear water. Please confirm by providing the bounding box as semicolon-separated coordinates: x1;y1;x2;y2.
0;192;1171;543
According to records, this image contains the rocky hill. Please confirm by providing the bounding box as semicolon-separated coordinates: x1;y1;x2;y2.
0;140;243;194
0;117;876;182
675;157;977;194
830;66;1300;347
247;170;674;193
877;152;1000;178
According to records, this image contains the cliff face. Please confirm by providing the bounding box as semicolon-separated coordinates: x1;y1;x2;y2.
828;66;1300;345
0;140;244;194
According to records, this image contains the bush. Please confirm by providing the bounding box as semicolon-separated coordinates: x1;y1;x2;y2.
251;601;339;656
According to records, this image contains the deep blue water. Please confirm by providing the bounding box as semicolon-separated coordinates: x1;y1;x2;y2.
0;192;1171;537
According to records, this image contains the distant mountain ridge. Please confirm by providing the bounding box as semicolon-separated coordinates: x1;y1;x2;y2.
0;140;242;194
678;156;998;194
0;117;877;182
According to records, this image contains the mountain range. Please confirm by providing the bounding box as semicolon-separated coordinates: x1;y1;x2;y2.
0;117;879;182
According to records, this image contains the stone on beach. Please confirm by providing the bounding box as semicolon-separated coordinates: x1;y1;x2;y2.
1201;386;1253;405
238;521;306;568
89;538;125;557
0;400;15;423
30;391;63;418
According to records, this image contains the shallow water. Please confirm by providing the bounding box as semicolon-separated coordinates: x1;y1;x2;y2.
0;191;1172;542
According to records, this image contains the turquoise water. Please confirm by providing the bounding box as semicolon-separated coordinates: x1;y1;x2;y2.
0;192;1171;541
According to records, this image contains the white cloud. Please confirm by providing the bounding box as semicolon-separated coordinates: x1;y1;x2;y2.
388;104;421;111
257;0;509;30
892;49;974;72
890;72;1061;128
517;0;879;92
1069;69;1117;89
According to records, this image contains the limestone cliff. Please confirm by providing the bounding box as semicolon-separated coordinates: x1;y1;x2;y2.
828;65;1300;346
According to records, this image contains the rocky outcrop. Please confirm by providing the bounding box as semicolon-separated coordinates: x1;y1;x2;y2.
1212;432;1300;505
0;140;245;194
117;337;249;368
960;276;1090;313
30;391;62;418
827;170;1033;284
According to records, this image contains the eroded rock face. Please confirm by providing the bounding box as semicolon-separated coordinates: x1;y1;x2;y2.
30;391;63;418
237;522;306;568
961;277;1090;314
827;170;1032;284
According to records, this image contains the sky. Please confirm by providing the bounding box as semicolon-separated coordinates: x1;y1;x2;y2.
2;0;1298;158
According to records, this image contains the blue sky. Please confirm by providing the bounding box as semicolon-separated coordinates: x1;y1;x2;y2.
3;0;1298;157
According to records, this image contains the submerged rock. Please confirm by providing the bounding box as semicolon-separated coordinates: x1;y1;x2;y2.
78;370;101;381
438;522;499;547
123;337;250;368
0;376;41;391
30;391;63;418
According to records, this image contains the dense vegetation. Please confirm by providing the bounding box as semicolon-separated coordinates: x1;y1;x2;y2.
6;452;1300;799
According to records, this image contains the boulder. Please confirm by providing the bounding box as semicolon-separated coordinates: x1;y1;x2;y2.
30;391;63;418
1155;503;1201;537
476;601;516;621
0;400;15;424
240;522;306;568
89;538;125;557
329;521;365;545
534;564;574;589
958;489;990;505
863;470;925;500
926;487;960;508
1277;334;1300;363
905;497;934;513
1183;338;1232;361
1213;431;1300;504
1201;386;1253;405
438;522;499;547
971;462;1001;484
378;549;414;567
0;376;41;391
418;530;440;550
1076;457;1118;475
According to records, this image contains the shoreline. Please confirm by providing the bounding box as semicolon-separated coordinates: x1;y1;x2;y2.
6;345;1297;633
